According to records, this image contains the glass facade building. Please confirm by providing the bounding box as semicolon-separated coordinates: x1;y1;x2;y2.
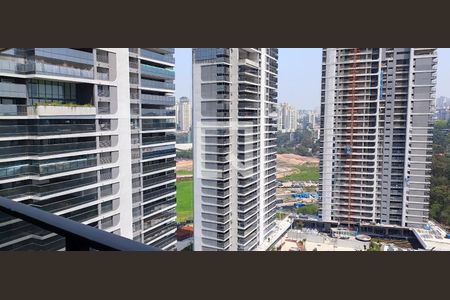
0;48;176;250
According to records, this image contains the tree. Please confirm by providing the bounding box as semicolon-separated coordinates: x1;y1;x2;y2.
176;149;193;159
429;119;450;226
367;241;381;251
295;204;319;215
276;128;319;157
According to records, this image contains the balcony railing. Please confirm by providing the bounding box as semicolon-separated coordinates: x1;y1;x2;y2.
140;49;175;64
141;78;175;90
0;196;158;251
17;62;94;79
140;64;175;80
140;94;176;106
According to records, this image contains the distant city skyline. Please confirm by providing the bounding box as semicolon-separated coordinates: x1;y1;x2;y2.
175;48;450;110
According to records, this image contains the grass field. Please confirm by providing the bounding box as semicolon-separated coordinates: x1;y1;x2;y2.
176;179;193;222
279;164;319;182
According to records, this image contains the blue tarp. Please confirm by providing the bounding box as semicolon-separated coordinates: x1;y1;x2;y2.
292;192;318;198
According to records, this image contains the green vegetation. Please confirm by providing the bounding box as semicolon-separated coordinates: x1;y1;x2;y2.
34;101;94;107
276;211;287;220
430;119;450;226
295;204;319;215
176;149;193;160
176;169;192;176
279;164;319;182
277;129;320;156
176;179;193;222
367;240;381;251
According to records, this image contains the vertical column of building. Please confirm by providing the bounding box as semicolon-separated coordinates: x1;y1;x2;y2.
402;48;437;227
261;49;278;241
128;48;177;250
193;48;278;251
193;48;233;251
378;48;410;226
319;48;336;222
0;48;124;249
320;48;381;226
236;48;263;251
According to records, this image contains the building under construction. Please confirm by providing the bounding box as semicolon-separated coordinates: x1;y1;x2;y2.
319;48;437;229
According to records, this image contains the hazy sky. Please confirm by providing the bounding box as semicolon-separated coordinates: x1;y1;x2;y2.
175;48;450;109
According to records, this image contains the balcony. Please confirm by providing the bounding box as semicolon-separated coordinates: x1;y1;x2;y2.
141;122;176;131
238;58;259;68
140;94;176;106
142;134;175;145
142;173;176;188
0;104;96;117
0;140;97;159
158;48;175;54
0;196;158;251
144;223;176;244
142;161;176;174
141;108;176;117
140;49;175;64
17;61;94;79
142;148;175;160
0;105;28;116
140;64;175;80
143;208;176;230
141;78;175;91
32;104;96;116
143;186;176;203
143;197;176;216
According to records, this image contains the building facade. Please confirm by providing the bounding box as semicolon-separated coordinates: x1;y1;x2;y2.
279;102;298;133
192;48;278;251
177;96;192;132
319;48;437;229
277;103;283;131
128;48;177;250
0;48;176;250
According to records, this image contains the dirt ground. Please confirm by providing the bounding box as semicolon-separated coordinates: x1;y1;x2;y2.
176;159;192;171
277;153;319;166
175;154;319;174
276;154;319;178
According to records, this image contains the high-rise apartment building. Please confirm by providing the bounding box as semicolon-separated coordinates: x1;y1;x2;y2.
0;48;176;250
319;48;437;229
128;48;177;250
277;103;283;131
176;96;192;132
435;96;449;109
192;48;278;251
279;102;298;133
308;111;316;129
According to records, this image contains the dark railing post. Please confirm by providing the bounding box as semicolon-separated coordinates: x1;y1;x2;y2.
0;196;160;251
66;236;90;251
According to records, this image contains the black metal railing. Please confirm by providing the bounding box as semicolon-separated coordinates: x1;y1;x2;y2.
0;196;159;251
